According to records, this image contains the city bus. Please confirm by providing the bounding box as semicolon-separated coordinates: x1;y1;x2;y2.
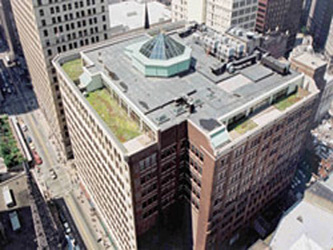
3;186;15;207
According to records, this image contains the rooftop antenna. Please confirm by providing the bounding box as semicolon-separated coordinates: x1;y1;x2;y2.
144;1;150;29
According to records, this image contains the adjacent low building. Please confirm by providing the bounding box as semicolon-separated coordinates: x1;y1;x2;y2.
109;1;171;34
269;173;333;250
53;23;320;250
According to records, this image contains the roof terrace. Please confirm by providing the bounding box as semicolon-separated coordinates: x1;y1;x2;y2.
60;57;154;154
62;58;83;82
86;88;142;143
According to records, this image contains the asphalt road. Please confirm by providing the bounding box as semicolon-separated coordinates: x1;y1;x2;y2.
0;61;107;249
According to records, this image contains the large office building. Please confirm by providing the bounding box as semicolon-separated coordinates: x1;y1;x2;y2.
307;0;333;49
54;23;319;249
255;0;303;51
0;0;18;59
325;17;333;66
172;0;258;33
11;0;111;159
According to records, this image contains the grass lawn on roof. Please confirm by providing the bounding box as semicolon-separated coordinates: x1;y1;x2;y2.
62;58;83;82
234;119;258;135
274;88;309;111
86;88;141;143
0;115;24;167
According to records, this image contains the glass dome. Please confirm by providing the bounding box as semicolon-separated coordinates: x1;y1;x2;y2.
139;33;185;60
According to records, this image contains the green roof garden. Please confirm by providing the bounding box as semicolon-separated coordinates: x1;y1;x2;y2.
234;119;258;135
0;115;24;167
62;58;83;82
274;88;310;111
86;88;142;143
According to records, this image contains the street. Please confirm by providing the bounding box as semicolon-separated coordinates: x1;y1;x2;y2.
0;58;112;249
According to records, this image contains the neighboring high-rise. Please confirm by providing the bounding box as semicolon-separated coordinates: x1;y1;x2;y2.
54;23;320;249
172;0;258;32
307;0;333;49
11;0;111;159
325;17;333;65
0;0;18;59
255;0;303;51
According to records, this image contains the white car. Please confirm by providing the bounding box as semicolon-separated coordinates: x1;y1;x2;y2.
21;123;28;131
50;169;57;179
63;222;71;234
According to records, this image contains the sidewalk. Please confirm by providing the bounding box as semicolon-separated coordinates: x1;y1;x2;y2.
69;181;115;250
22;107;114;249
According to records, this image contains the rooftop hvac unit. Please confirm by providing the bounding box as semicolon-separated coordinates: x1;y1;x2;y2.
261;56;290;75
246;32;255;39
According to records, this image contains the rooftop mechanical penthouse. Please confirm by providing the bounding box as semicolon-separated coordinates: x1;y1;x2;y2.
53;24;320;250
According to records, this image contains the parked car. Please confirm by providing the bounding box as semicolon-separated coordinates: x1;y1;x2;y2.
27;136;32;143
50;168;57;180
32;150;42;165
29;142;35;151
58;210;66;223
21;123;28;132
63;222;71;234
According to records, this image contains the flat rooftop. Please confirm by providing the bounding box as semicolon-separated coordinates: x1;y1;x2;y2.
109;1;171;31
55;24;319;153
292;52;327;70
80;32;301;132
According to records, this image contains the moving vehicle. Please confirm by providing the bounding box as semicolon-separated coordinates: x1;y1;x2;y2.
3;186;15;207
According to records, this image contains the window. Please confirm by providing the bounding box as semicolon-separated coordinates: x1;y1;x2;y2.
47;49;52;56
43;29;48;37
50;7;54;14
41;19;46;26
39;9;44;16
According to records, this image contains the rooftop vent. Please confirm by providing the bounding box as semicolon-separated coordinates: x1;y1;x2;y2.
211;63;226;75
296;216;303;223
173;106;186;116
155;114;170;125
119;81;128;92
106;68;119;81
139;101;149;110
98;52;103;63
